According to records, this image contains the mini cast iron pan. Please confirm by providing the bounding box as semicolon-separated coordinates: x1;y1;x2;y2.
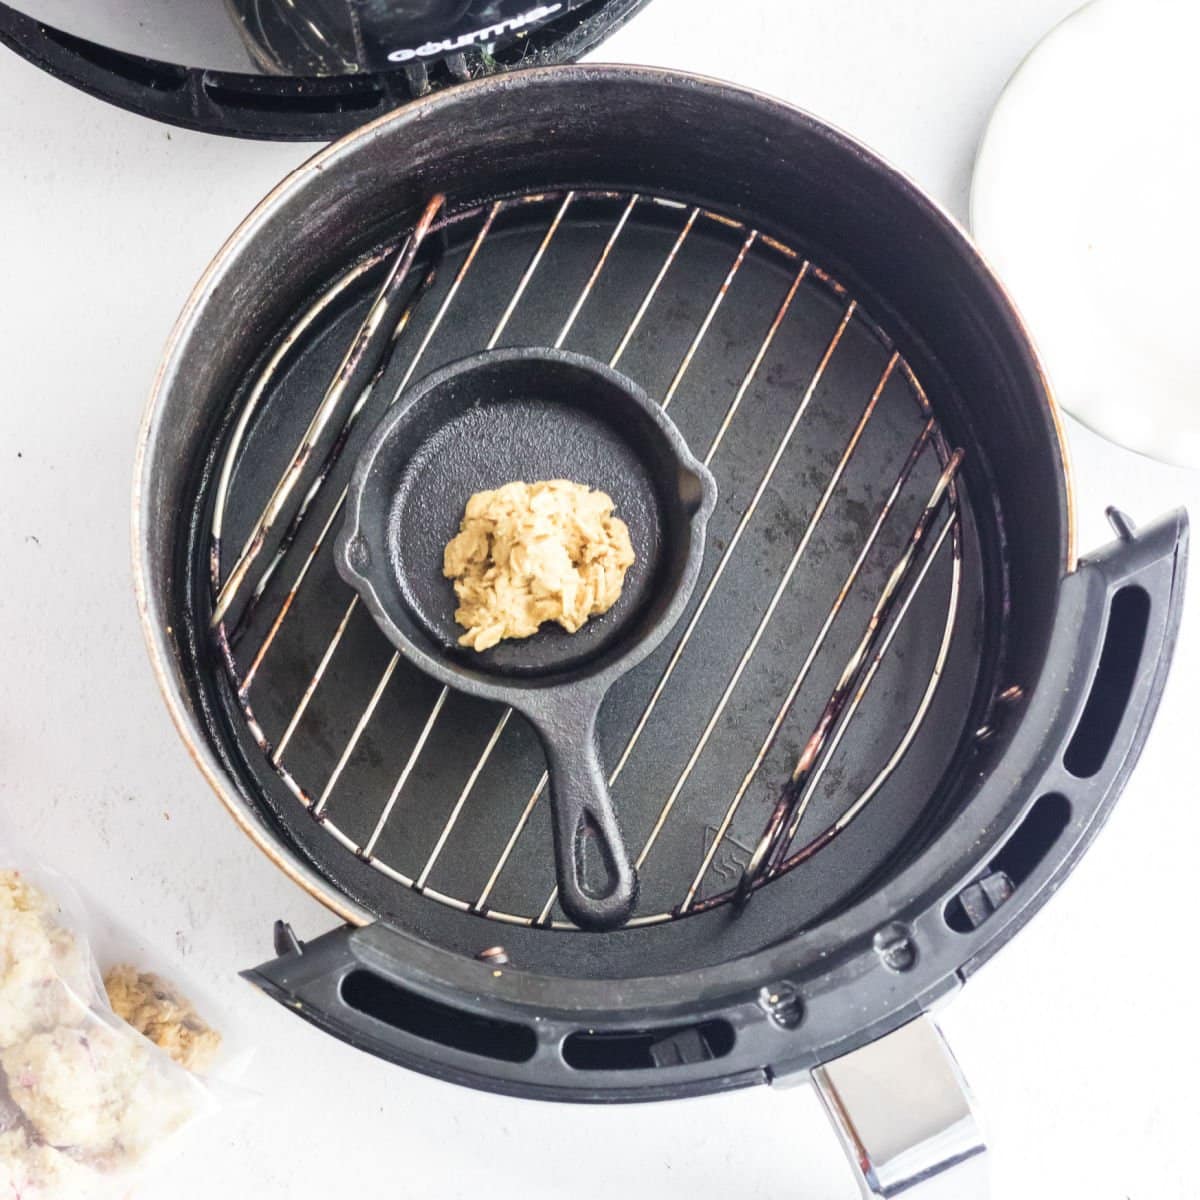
336;347;717;930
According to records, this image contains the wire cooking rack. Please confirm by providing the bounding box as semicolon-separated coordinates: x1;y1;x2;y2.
206;189;965;930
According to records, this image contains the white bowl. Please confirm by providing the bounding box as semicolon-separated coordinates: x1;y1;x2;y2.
972;0;1200;469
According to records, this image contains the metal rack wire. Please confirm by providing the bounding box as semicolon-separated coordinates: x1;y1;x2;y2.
207;188;964;930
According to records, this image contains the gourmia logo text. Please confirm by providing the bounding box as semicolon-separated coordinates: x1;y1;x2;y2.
387;4;564;62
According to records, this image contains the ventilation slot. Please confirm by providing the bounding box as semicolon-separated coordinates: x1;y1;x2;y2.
41;27;187;91
202;76;384;115
1064;585;1150;778
562;1021;735;1071
341;970;537;1063
944;793;1072;933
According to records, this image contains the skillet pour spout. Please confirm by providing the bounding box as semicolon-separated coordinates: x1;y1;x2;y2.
335;346;718;930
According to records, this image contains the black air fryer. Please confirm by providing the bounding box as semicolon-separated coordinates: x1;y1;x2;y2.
4;4;1190;1197
0;0;649;137
130;64;1188;1200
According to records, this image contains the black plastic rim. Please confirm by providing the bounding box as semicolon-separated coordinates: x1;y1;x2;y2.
0;0;652;139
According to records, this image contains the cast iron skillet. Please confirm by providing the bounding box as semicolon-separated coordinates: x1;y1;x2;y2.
335;346;718;929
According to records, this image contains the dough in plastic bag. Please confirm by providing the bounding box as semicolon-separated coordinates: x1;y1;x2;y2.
2;1021;197;1163
0;871;90;1049
104;964;221;1074
0;864;214;1196
0;1127;103;1199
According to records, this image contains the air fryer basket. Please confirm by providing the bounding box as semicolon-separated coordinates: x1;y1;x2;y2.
134;66;1186;1195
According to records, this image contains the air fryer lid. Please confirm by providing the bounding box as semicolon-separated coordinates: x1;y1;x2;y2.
0;0;651;137
134;68;1187;1104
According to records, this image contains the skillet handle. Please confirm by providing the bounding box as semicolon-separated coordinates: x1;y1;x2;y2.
534;698;638;931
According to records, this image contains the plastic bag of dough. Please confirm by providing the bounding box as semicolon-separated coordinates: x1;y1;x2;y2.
0;859;219;1198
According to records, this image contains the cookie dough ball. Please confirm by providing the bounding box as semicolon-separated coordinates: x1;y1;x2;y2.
0;1127;102;1199
1;1024;148;1152
104;965;221;1074
444;480;636;651
0;872;90;1048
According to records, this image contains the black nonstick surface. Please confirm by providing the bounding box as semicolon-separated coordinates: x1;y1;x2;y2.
193;191;988;977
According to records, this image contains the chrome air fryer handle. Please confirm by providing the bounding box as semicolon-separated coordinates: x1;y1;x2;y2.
812;1017;989;1199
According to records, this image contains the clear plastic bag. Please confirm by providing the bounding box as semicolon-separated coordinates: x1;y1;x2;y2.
0;857;220;1198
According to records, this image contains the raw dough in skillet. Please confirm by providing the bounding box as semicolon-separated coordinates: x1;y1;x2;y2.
444;480;636;652
389;395;662;676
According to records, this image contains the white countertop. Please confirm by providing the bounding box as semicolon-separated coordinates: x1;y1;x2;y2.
0;2;1195;1197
